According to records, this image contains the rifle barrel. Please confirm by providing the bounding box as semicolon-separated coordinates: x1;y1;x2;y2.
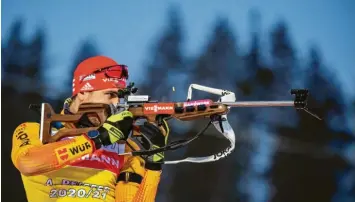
217;101;294;107
117;101;295;108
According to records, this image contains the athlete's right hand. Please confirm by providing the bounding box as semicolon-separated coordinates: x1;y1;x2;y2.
87;110;133;149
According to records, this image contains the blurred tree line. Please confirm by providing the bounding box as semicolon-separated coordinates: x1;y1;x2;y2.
2;6;355;202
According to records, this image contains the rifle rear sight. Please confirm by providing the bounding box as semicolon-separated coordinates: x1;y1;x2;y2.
117;82;138;98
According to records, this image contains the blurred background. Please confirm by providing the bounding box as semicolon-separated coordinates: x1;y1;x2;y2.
2;0;355;202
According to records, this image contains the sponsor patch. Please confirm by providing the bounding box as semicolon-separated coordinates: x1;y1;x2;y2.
16;131;31;147
82;74;96;81
55;142;92;163
70;148;123;174
80;82;94;91
55;148;69;162
183;99;212;107
102;78;118;82
143;103;175;114
15;123;26;133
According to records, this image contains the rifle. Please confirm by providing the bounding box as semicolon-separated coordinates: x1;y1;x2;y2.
29;83;321;164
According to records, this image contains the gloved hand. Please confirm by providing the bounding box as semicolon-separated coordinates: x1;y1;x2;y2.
87;110;134;149
133;119;169;170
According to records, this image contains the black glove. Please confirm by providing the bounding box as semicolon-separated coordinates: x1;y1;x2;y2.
131;120;169;170
88;111;134;149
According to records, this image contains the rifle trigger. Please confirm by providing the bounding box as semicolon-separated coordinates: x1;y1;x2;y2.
156;115;170;126
156;115;163;126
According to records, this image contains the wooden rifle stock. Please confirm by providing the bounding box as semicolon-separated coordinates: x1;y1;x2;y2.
40;103;110;144
39;99;227;144
172;101;228;121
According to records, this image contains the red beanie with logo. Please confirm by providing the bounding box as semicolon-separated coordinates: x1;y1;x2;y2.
72;56;128;96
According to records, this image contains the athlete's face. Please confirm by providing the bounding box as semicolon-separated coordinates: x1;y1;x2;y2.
80;88;120;105
74;88;120;126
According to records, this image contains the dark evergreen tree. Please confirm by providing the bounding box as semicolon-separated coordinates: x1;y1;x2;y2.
234;10;279;202
237;9;275;126
1;18;26;76
136;6;187;202
26;27;46;94
267;21;299;128
270;46;352;202
2;20;47;202
191;17;240;92
140;5;185;102
169;17;243;202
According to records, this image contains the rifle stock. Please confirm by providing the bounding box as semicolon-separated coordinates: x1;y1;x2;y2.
40;103;110;144
39;99;228;144
172;101;228;121
37;87;319;145
29;80;322;165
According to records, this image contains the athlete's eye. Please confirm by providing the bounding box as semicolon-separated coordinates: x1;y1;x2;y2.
105;92;118;98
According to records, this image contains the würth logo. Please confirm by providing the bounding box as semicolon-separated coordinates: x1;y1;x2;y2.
143;103;175;114
69;142;92;155
56;148;69;161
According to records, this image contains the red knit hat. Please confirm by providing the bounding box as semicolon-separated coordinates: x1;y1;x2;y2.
72;56;128;96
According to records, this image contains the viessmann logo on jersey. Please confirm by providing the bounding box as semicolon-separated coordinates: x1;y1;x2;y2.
143;103;175;114
70;148;124;174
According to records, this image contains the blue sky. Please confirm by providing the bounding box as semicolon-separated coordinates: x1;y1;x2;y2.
2;0;355;98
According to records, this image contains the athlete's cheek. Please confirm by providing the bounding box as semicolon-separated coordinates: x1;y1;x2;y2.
92;95;112;104
110;97;119;105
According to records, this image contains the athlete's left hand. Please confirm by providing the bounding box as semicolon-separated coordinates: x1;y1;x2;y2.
133;120;169;170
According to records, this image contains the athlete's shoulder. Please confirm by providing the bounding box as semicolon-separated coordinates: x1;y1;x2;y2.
13;122;40;134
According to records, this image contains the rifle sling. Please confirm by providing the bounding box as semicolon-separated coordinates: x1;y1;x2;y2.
129;121;212;159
